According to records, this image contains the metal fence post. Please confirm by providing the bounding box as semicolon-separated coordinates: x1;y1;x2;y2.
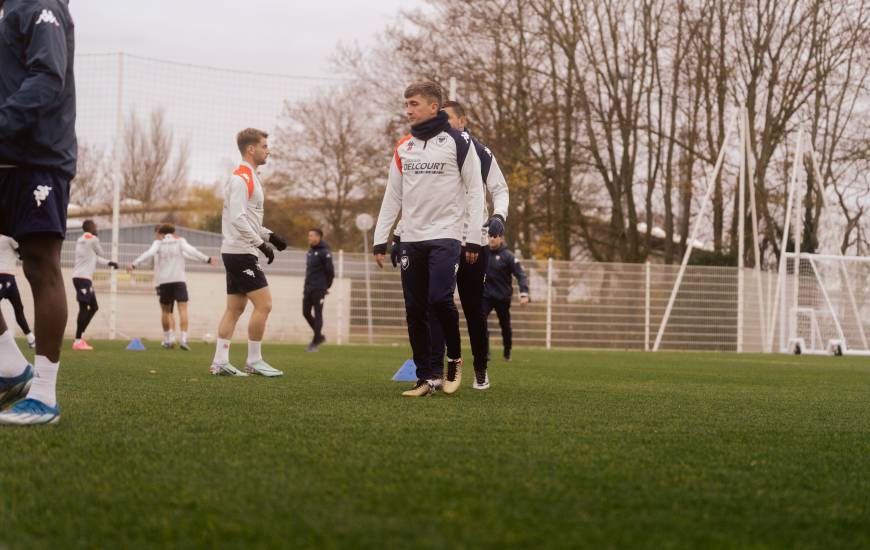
645;261;651;352
336;249;344;345
108;52;125;340
546;257;553;350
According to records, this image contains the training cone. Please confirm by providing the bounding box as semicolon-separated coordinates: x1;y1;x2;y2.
126;338;146;351
392;359;417;382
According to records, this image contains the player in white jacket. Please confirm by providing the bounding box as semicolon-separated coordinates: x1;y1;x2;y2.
0;236;35;348
209;128;287;377
128;224;215;350
372;81;486;397
71;220;119;351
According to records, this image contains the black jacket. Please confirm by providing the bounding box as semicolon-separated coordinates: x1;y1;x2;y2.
0;0;77;178
484;244;529;302
304;241;334;291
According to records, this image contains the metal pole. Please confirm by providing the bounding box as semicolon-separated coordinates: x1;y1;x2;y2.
654;119;735;351
791;155;806;345
546;258;553;350
363;232;374;345
336;249;345;345
737;107;747;353
109;52;124;340
744;109;768;352
644;261;651;352
768;128;803;352
449;77;457;101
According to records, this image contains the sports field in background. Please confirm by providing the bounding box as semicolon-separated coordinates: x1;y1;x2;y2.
1;342;869;549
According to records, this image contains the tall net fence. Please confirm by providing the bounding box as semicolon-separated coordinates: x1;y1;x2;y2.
76;53;344;185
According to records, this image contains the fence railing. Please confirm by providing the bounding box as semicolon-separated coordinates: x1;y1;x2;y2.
0;243;782;352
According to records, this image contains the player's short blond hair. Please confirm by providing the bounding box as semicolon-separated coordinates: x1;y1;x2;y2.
404;81;444;109
236;128;268;155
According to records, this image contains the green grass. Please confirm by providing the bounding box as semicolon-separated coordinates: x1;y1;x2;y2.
1;341;869;549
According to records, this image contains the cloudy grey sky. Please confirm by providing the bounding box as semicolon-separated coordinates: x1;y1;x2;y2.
73;0;426;77
70;1;429;183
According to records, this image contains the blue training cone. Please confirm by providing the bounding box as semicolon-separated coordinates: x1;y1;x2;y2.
392;359;418;382
126;338;146;351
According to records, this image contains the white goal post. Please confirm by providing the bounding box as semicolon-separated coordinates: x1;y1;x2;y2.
779;252;870;356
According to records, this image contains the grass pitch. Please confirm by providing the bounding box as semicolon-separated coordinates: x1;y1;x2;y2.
1;341;869;549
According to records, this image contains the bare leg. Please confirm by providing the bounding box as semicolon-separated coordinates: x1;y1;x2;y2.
178;302;189;332
246;287;272;341
160;303;172;332
218;294;247;340
19;235;65;363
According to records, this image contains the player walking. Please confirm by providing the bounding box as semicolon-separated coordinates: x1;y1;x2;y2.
0;0;77;425
209;128;287;377
303;228;334;352
483;235;530;363
0;236;35;348
430;100;509;393
128;224;215;350
373;82;486;397
71;220;119;351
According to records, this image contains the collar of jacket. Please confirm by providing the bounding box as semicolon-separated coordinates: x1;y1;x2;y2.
410;111;450;142
310;241;328;251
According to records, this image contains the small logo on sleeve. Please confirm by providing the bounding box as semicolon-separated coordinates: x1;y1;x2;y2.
36;9;60;26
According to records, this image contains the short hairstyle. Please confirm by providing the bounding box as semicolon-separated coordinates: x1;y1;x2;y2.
157;223;176;235
82;219;96;234
404;81;445;109
236;128;268;155
443;100;466;119
309;228;323;238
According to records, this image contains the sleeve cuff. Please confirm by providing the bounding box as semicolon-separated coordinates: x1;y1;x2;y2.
466;243;482;254
373;243;388;255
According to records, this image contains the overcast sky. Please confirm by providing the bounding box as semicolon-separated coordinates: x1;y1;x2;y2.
72;0;426;77
70;1;429;182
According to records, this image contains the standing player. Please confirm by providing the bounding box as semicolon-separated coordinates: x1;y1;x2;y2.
128;224;215;350
428;100;509;393
0;236;36;348
483;234;530;364
209;128;287;377
302;228;334;352
373;81;485;397
0;0;76;425
71;220;119;351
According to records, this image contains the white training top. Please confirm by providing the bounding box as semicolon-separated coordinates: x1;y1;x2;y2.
221;161;272;256
73;232;111;279
131;234;211;286
0;236;19;274
373;127;485;248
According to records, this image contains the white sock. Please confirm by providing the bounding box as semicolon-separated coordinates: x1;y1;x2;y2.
27;355;58;407
163;331;171;343
213;338;230;365
168;330;176;343
26;332;35;344
0;330;29;377
74;338;81;345
247;341;262;364
181;331;188;343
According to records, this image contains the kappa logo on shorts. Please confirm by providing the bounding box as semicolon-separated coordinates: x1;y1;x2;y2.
34;185;53;207
400;256;409;270
243;269;255;277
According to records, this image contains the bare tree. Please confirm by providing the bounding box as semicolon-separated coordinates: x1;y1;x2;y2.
70;142;110;209
119;109;190;222
269;85;384;250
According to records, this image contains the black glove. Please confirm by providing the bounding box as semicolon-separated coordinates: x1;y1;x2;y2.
108;261;119;269
390;236;401;268
258;242;275;265
466;243;482;254
269;233;287;251
483;214;506;237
